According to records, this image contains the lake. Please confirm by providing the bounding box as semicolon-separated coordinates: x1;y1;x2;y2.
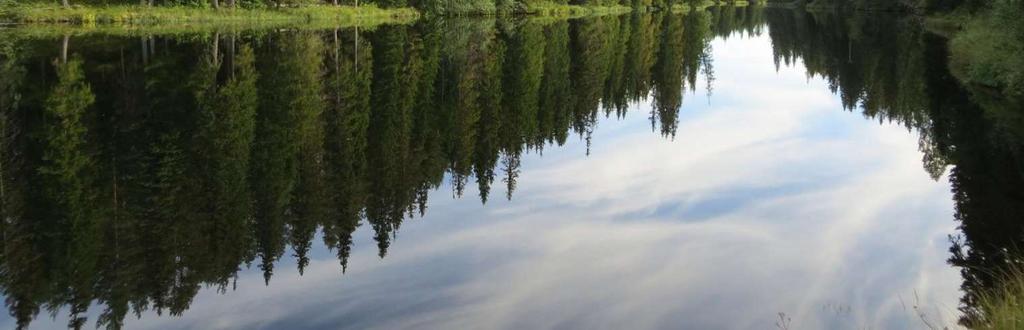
1;7;1022;330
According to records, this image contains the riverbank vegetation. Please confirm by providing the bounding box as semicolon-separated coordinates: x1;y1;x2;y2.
0;3;418;24
0;0;715;23
942;0;1023;98
787;0;1023;98
967;264;1024;329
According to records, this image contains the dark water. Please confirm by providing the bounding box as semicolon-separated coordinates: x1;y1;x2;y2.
1;7;1022;330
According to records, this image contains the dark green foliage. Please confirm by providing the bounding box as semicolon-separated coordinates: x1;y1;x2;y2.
323;27;372;270
650;13;684;136
251;31;324;283
191;36;260;286
806;0;922;11
806;0;997;11
766;10;931;127
948;0;1024;98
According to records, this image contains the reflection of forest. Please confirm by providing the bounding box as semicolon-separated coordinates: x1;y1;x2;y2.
764;9;1024;327
0;6;1020;329
0;13;720;329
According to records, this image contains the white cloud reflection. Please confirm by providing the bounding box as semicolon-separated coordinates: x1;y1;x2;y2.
99;32;962;330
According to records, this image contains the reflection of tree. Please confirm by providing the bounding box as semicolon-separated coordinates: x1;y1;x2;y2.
622;14;660;115
324;27;373;272
367;25;420;257
40;57;100;330
192;35;260;288
499;21;543;200
0;38;32;330
537;20;574;148
252;33;325;283
570;16;613;149
651;13;685;137
766;9;930;128
708;5;765;40
764;8;1024;327
0;12;730;328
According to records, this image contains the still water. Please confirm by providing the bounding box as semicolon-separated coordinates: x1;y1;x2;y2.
1;7;1022;330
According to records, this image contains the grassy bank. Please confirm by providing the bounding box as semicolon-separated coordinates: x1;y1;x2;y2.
0;2;648;37
0;3;419;24
968;264;1024;329
939;1;1024;99
0;0;733;25
0;15;412;40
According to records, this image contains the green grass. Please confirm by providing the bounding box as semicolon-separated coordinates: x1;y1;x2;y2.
0;15;411;40
969;264;1024;329
0;1;766;27
0;2;768;39
0;3;419;24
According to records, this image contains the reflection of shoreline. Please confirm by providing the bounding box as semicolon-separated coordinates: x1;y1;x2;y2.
0;17;419;40
0;5;419;28
0;3;644;34
0;4;739;39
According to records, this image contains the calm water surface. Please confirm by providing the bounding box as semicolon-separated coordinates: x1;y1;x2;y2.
1;8;1022;330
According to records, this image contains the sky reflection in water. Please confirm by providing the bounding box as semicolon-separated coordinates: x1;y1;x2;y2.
84;33;963;330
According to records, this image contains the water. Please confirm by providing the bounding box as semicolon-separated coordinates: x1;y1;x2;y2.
1;7;1022;330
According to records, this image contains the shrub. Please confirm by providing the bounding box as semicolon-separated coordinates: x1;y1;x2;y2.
949;0;1024;96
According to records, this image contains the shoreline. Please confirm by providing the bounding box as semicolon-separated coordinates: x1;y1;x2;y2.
0;3;651;38
0;4;420;25
0;3;661;26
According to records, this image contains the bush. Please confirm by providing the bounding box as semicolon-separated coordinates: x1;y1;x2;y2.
949;0;1024;97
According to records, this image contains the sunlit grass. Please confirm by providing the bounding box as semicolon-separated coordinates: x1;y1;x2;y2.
968;264;1024;329
0;17;410;40
0;3;419;24
0;2;647;25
